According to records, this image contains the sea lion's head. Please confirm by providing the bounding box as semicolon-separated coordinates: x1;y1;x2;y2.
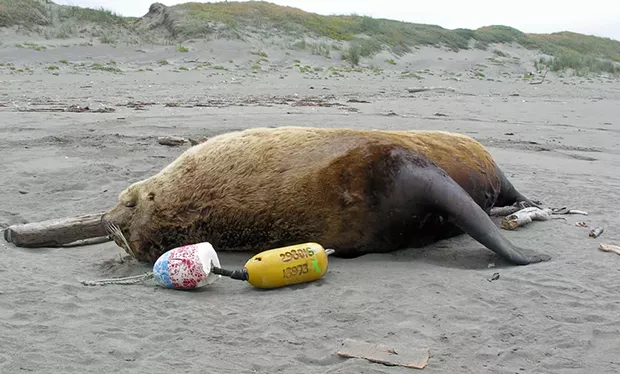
101;181;159;262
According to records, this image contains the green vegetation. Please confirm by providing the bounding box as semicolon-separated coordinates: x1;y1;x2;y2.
1;0;619;75
529;31;620;62
535;52;620;76
341;46;360;66
0;0;126;27
174;3;619;74
56;4;125;25
16;41;46;51
91;62;123;73
400;72;423;79
0;0;135;42
0;0;49;28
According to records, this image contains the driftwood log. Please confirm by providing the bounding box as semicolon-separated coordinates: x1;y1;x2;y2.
501;207;554;230
3;213;109;248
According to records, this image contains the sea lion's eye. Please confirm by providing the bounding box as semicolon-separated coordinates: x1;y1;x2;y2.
147;192;155;201
125;201;136;208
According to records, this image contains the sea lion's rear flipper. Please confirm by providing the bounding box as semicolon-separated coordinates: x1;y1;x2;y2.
388;155;551;265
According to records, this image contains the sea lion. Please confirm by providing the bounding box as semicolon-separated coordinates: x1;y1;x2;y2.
102;126;551;266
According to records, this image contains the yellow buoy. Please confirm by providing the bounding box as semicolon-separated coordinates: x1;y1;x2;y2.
211;242;333;289
244;242;330;289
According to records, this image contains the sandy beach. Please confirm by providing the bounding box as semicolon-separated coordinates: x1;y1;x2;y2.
1;31;620;374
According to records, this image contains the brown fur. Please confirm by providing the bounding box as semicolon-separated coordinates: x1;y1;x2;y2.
102;127;510;263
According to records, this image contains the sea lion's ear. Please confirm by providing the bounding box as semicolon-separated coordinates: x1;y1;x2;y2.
147;192;155;201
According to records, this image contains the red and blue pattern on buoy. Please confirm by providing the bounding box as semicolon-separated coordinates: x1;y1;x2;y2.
152;242;222;290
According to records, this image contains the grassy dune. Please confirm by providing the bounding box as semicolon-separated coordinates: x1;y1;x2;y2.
1;0;619;75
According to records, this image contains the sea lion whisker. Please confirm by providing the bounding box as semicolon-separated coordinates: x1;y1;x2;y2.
103;221;117;243
103;220;113;235
105;221;137;259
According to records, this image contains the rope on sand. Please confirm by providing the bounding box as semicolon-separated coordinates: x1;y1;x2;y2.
80;272;154;286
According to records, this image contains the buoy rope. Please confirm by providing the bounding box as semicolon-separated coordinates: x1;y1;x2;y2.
80;272;154;286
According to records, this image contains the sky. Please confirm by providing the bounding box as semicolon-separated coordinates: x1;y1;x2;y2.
54;0;620;41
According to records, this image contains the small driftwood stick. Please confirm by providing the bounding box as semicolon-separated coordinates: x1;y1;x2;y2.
157;136;187;146
599;243;620;256
3;213;107;248
61;236;112;247
567;210;588;215
501;207;553;230
406;86;455;94
552;207;588;216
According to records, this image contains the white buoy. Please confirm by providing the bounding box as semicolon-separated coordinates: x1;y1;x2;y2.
81;242;222;290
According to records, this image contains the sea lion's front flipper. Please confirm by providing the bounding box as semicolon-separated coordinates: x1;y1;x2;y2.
392;159;551;266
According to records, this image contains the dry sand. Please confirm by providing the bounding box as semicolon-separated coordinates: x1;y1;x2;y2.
1;35;620;374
